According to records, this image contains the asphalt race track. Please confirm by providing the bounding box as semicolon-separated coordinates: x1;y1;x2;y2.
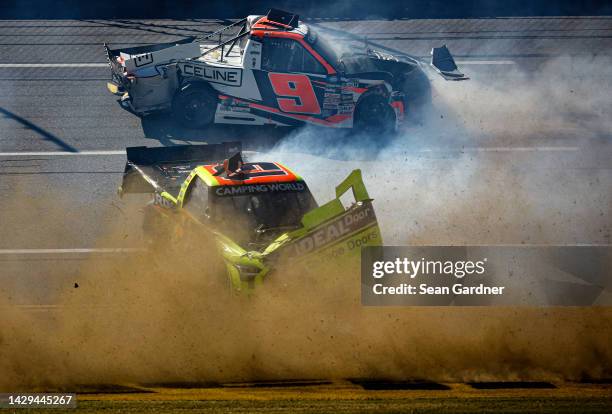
0;16;611;413
0;16;611;304
0;17;610;291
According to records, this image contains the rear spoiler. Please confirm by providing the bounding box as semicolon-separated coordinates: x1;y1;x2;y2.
104;37;196;59
266;9;299;28
430;45;468;81
119;142;241;196
104;37;199;72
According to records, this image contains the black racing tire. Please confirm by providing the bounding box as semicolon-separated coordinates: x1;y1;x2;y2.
172;83;217;128
401;66;432;120
353;94;396;135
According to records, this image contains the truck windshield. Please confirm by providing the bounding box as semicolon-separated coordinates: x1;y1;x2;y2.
306;27;341;69
211;185;317;241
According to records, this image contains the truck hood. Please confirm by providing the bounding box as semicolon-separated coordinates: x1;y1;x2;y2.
340;49;418;82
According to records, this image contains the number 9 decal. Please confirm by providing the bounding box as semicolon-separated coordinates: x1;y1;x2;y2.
268;73;321;115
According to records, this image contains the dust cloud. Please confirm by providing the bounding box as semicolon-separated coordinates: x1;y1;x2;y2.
265;54;611;246
1;220;610;391
1;54;611;390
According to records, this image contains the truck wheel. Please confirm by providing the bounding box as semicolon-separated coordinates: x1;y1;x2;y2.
353;95;396;135
172;83;217;128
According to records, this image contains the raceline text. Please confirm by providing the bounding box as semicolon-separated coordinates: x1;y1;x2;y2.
215;182;305;196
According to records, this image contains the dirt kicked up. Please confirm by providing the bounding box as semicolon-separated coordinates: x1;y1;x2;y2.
0;212;611;391
1;50;612;393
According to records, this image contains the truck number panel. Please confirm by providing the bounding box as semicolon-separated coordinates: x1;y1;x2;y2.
268;73;321;114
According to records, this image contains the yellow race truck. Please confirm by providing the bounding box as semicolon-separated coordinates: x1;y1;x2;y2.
119;142;382;292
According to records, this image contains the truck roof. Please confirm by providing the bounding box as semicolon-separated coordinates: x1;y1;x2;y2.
195;161;302;187
251;17;308;37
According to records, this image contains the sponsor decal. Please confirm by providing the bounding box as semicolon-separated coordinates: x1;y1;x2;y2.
324;97;342;104
134;53;154;67
290;202;377;256
180;63;243;86
154;192;174;208
218;104;250;113
215;182;305;196
228;106;251;113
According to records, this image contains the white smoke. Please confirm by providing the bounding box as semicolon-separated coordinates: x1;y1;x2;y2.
258;55;611;246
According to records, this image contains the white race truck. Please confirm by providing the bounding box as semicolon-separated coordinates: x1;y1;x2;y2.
105;9;466;132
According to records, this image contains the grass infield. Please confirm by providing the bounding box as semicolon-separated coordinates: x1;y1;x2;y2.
13;381;612;413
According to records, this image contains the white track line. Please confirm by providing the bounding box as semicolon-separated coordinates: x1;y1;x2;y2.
0;150;125;156
7;305;116;310
0;63;107;68
0;147;579;157
3;305;116;310
0;248;144;255
418;146;579;153
456;60;516;65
